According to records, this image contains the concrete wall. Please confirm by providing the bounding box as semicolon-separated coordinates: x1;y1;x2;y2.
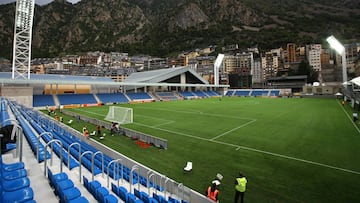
0;86;33;107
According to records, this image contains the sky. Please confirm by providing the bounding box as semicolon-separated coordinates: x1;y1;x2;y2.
0;0;81;5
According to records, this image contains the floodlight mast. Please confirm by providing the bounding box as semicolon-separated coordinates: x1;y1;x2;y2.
326;35;348;85
11;0;35;80
214;54;224;86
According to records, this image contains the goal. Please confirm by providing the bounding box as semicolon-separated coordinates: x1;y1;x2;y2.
104;106;133;124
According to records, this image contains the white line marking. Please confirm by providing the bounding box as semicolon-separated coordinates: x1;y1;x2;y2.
210;119;257;141
73;106;360;175
133;121;360;175
338;100;360;134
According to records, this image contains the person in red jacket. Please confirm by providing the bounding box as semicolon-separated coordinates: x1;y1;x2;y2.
205;182;219;202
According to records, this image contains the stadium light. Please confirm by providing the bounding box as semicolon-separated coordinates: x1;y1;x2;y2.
326;35;347;84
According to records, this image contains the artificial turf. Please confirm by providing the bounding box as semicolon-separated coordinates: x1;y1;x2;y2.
59;96;360;202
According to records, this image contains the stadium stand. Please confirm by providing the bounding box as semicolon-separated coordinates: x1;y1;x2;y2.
156;92;179;101
234;90;251;96
57;94;97;105
126;92;153;101
1;97;212;203
193;91;208;98
96;93;130;104
33;94;55;107
178;91;196;99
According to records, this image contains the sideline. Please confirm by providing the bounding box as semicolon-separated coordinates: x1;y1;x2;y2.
133;122;360;175
338;100;360;134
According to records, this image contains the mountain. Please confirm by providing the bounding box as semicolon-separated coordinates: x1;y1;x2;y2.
0;0;359;58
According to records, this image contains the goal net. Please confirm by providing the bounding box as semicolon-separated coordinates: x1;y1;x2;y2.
104;106;133;124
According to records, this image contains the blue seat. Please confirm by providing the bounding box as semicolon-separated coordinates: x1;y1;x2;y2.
153;193;166;203
0;157;24;172
1;168;27;180
96;186;109;203
105;194;118;203
134;188;141;199
89;180;101;196
1;176;30;192
0;184;34;203
118;186;128;201
83;176;89;190
168;196;180;203
56;179;74;196
62;187;81;203
47;167;68;187
140;191;158;203
68;196;89;203
111;183;120;196
127;193;139;203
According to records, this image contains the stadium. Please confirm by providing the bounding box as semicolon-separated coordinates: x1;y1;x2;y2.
1;66;360;203
1;0;360;202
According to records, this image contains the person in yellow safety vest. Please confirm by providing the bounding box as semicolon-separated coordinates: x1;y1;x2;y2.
205;182;219;202
234;172;247;203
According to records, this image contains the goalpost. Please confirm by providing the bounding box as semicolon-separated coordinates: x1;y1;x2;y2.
104;106;133;124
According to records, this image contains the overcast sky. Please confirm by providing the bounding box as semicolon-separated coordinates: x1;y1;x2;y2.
0;0;81;5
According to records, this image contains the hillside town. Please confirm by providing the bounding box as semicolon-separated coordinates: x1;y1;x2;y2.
1;42;360;94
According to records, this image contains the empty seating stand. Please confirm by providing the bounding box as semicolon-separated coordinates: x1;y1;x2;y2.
57;94;97;105
96;93;130;104
0;156;35;202
33;95;55;107
47;167;89;203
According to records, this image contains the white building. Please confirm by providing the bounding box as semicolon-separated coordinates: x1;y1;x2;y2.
306;44;322;71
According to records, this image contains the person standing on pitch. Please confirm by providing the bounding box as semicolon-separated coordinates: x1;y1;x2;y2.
205;182;219;202
234;172;247;203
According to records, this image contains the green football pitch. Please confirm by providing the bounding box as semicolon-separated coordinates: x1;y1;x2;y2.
64;97;360;202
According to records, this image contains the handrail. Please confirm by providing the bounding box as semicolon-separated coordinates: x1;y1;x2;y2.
37;132;53;163
129;165;139;193
92;151;104;181
148;173;155;194
79;151;93;182
13;123;24;162
106;159;121;188
67;142;81;168
0;118;19;127
43;139;63;176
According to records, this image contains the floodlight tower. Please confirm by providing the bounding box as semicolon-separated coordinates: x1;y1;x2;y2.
214;54;224;86
11;0;35;80
326;35;347;85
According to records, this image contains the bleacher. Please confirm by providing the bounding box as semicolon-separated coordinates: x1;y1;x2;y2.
193;91;208;98
57;94;97;105
226;89;282;97
1;97;201;203
234;90;250;96
156;92;179;101
33;95;55;107
204;91;221;97
96;93;130;104
178;91;196;99
126;92;153;101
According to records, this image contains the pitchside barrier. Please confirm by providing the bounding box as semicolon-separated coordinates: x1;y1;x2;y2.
62;109;168;150
42;111;212;203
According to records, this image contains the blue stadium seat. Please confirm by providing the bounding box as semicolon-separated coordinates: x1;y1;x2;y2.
96;186;109;203
1;168;27;180
1;176;30;192
68;196;90;203
62;187;81;203
105;194;118;203
0;184;34;203
47;167;68;187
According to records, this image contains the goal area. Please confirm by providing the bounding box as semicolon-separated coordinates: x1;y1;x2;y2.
104;106;133;124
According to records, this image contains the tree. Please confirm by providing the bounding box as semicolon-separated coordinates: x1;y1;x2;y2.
297;60;319;83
